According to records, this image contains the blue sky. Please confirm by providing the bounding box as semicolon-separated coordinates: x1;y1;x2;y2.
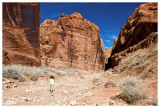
40;2;145;49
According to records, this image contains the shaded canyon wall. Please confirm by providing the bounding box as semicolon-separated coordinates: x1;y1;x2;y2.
106;2;158;69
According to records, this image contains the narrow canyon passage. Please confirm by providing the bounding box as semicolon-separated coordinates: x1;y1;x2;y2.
2;2;158;106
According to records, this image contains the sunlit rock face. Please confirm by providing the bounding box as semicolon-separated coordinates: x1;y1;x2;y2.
40;12;105;71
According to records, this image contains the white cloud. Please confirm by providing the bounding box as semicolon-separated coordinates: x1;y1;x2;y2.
104;46;109;49
111;35;118;39
105;40;111;42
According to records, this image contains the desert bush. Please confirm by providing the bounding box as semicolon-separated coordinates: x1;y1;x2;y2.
104;81;117;88
3;65;75;81
117;52;153;75
146;50;157;58
3;65;43;81
41;66;74;75
139;60;151;70
53;68;74;75
93;78;99;85
120;54;144;69
140;73;152;80
3;65;23;80
118;76;146;104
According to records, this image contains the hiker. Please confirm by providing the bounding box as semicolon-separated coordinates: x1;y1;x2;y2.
50;75;55;93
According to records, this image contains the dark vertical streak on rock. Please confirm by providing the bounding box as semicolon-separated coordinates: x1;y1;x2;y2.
94;40;98;70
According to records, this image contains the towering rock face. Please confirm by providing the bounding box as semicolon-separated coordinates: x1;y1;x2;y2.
40;12;105;71
108;2;158;68
111;2;157;56
3;3;41;66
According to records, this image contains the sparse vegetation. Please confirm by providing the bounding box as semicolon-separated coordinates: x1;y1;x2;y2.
120;53;146;70
118;76;146;104
3;65;75;81
42;65;75;75
104;81;117;88
140;73;152;80
3;65;23;80
112;49;155;75
93;78;99;85
138;60;151;70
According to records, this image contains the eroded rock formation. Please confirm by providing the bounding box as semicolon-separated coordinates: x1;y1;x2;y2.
107;2;158;68
40;12;105;71
3;3;41;66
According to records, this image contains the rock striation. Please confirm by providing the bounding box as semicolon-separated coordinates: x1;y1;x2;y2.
107;2;158;68
40;12;105;71
3;3;41;66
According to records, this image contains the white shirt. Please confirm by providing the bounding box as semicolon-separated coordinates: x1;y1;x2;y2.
50;79;54;85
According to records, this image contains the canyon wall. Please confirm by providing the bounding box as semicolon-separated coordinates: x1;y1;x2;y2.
3;3;41;66
107;2;158;68
40;12;105;71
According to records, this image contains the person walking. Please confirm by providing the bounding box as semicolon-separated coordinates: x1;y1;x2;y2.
50;75;55;93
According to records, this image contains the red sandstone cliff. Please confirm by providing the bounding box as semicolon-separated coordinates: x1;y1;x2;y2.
108;2;158;68
3;3;41;66
40;12;105;71
112;2;157;55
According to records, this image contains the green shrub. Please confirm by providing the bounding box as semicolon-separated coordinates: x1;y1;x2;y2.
118;76;146;104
